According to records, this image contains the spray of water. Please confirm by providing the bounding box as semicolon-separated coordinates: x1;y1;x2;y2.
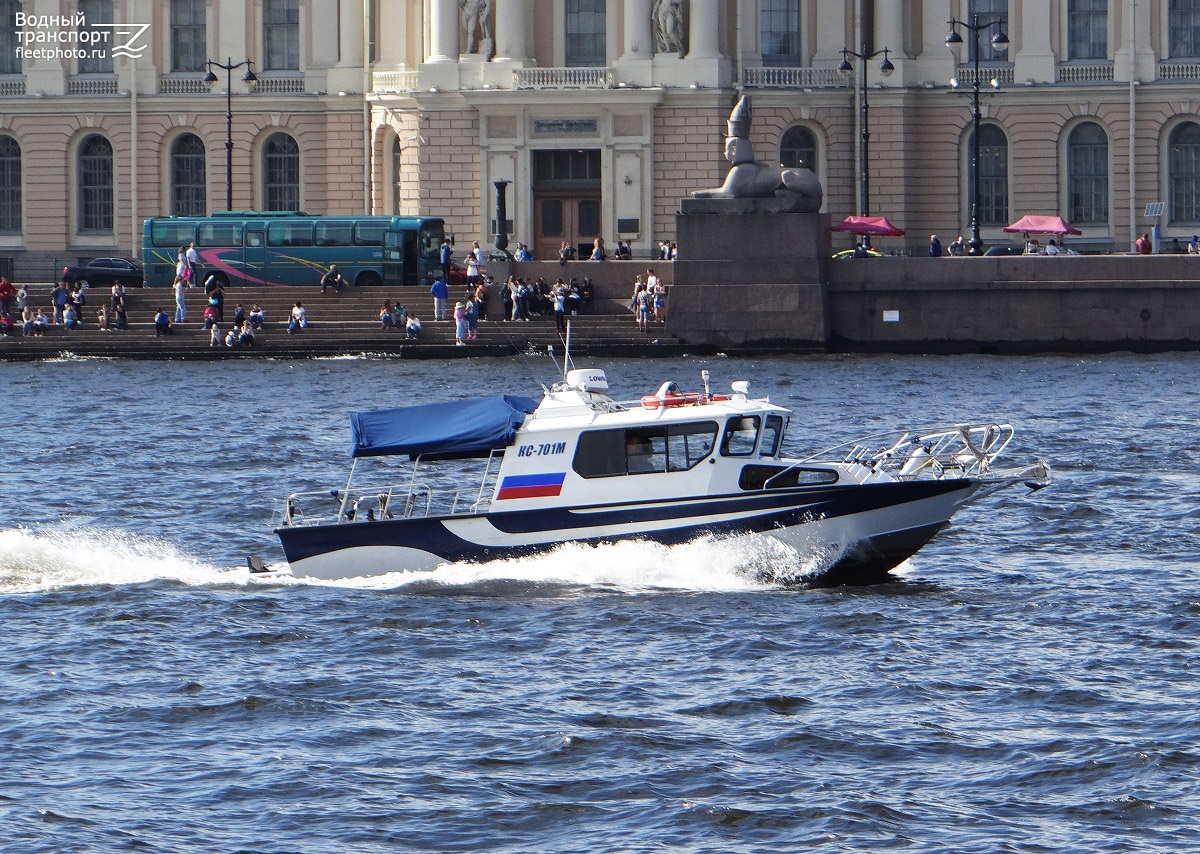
0;528;229;594
0;527;843;595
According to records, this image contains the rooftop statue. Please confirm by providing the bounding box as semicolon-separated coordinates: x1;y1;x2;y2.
685;96;823;214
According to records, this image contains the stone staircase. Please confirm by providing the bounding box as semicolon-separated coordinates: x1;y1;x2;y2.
0;278;684;360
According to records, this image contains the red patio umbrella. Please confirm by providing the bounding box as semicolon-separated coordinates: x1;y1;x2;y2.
1003;215;1082;236
829;215;906;237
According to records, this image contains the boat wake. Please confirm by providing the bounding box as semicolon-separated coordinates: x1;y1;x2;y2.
0;527;844;595
299;533;840;592
0;527;231;594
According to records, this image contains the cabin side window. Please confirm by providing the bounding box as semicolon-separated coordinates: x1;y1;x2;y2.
721;416;761;456
573;422;718;478
759;414;785;458
739;465;839;491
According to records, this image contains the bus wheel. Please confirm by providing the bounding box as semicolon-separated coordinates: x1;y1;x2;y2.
206;272;229;290
355;271;382;288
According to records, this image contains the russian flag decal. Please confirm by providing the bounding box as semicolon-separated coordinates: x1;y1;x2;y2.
497;472;566;500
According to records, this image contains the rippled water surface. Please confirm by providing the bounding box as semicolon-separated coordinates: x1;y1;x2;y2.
2;353;1199;852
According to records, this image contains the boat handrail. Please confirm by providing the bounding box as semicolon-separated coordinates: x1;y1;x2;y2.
278;479;490;526
782;423;1017;482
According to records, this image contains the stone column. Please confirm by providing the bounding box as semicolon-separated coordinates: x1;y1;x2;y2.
622;0;653;60
428;0;459;62
688;0;720;59
493;0;529;61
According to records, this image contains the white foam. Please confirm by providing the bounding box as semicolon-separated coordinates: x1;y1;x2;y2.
309;533;819;592
0;526;832;595
0;527;238;593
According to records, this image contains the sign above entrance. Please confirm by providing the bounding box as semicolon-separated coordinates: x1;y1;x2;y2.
533;119;598;135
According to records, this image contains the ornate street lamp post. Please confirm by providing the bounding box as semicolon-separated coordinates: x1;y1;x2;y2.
946;15;1008;256
205;57;257;212
838;45;893;248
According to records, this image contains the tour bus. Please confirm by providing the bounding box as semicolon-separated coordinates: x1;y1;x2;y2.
141;212;445;289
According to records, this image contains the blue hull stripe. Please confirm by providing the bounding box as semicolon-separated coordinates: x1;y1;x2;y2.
276;479;971;567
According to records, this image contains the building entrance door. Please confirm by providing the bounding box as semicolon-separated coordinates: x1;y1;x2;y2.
534;195;600;261
532;149;602;260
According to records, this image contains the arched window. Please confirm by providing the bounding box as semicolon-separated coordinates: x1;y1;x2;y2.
78;134;113;232
968;124;1008;226
0;135;20;234
779;125;817;172
565;0;605;67
392;135;402;215
761;0;801;66
0;1;21;75
78;0;114;74
1169;121;1200;224
1068;122;1108;225
263;132;299;211
171;133;206;216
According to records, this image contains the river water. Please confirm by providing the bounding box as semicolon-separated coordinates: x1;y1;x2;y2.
2;352;1198;852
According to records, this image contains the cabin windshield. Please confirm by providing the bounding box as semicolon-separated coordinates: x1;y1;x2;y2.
573;421;718;478
759;414;785;457
721;416;761;456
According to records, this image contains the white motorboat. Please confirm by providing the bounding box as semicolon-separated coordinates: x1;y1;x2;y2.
268;365;1049;585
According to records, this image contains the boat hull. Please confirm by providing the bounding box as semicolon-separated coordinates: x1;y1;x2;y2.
275;478;979;584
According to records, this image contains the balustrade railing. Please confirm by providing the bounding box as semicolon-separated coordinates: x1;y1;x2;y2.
158;75;211;95
372;71;420;93
251;76;305;94
1158;62;1200;80
954;64;1015;85
513;67;613;89
67;76;118;95
740;66;847;89
1056;62;1114;83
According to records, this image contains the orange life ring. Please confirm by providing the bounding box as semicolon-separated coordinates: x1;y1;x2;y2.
640;392;730;409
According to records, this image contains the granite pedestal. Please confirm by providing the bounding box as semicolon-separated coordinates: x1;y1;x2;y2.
666;211;831;350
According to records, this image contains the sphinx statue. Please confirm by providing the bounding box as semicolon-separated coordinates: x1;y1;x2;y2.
686;96;823;214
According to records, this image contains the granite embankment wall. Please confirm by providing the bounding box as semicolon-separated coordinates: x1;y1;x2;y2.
827;255;1200;353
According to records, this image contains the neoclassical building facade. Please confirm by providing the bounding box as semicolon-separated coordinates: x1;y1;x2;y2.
0;0;367;279
370;0;1200;258
2;1;1200;277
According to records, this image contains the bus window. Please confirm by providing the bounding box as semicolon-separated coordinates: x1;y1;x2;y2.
315;221;354;246
759;415;784;457
267;221;313;247
721;416;760;456
197;222;242;246
354;222;386;246
152;221;196;248
418;225;443;258
245;230;264;248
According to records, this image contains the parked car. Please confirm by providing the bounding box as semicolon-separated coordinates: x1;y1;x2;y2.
982;245;1026;257
446;259;486;287
63;257;145;288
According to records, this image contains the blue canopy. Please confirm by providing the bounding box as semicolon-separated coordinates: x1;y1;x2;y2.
349;394;539;459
